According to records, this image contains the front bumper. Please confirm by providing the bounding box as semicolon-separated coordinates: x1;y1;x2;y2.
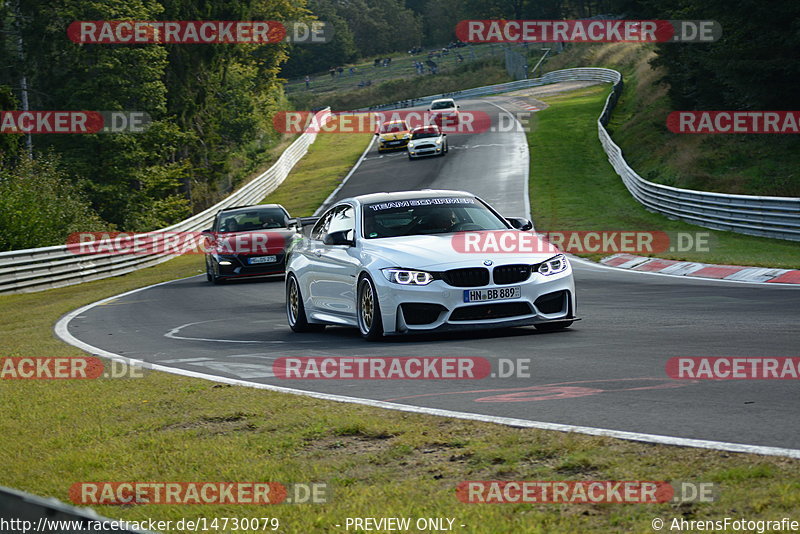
211;253;286;279
372;267;576;335
408;144;443;158
378;138;409;152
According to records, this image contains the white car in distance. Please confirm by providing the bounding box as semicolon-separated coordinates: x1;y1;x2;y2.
407;125;448;159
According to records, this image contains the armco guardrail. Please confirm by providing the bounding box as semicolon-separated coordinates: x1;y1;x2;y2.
2;68;798;295
366;67;799;241
0;485;155;533
0;108;332;295
593;73;800;242
360;67;619;111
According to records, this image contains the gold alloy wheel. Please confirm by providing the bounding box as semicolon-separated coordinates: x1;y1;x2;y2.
359;280;374;330
288;277;299;325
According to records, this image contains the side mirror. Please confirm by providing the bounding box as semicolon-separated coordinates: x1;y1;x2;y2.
505;217;533;231
442;133;447;137
374;132;379;136
323;230;354;246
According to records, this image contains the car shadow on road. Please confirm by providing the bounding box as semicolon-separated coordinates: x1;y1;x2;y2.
321;325;576;345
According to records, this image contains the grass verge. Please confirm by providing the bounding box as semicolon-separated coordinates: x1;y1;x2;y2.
284;43;510;97
290;59;510;112
2;362;800;532
259;128;372;216
529;84;800;268
541;43;800;197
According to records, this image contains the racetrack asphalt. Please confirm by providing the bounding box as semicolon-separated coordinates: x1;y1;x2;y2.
62;94;800;453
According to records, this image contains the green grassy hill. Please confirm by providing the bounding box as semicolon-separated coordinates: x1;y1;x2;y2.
542;43;800;197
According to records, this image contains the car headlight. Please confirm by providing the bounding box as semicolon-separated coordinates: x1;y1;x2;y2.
435;138;442;144
402;134;410;140
538;254;568;276
407;142;415;148
381;268;434;285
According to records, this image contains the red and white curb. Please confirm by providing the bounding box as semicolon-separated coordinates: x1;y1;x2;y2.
509;98;540;112
601;254;800;284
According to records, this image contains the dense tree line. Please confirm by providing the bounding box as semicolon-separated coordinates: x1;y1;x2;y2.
285;0;799;112
0;0;304;250
281;0;611;77
2;0;796;250
613;0;800;110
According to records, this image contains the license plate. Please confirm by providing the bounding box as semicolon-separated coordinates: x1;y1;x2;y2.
388;141;401;145
248;255;277;264
463;287;521;303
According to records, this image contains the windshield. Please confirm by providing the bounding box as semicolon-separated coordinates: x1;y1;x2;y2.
363;197;508;239
380;122;407;133
411;131;439;139
218;208;287;233
430;101;454;110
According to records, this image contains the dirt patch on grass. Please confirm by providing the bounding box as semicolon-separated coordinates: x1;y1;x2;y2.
158;413;258;435
506;80;603;99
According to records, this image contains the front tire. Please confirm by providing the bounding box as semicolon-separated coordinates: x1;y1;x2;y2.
287;274;325;333
206;259;223;284
357;275;383;341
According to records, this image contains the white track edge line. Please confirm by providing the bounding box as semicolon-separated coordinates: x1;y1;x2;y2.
54;280;800;459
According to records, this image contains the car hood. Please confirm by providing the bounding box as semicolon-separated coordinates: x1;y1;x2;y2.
379;132;409;141
360;233;560;270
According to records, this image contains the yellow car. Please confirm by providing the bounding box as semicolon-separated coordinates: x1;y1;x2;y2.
375;120;411;152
